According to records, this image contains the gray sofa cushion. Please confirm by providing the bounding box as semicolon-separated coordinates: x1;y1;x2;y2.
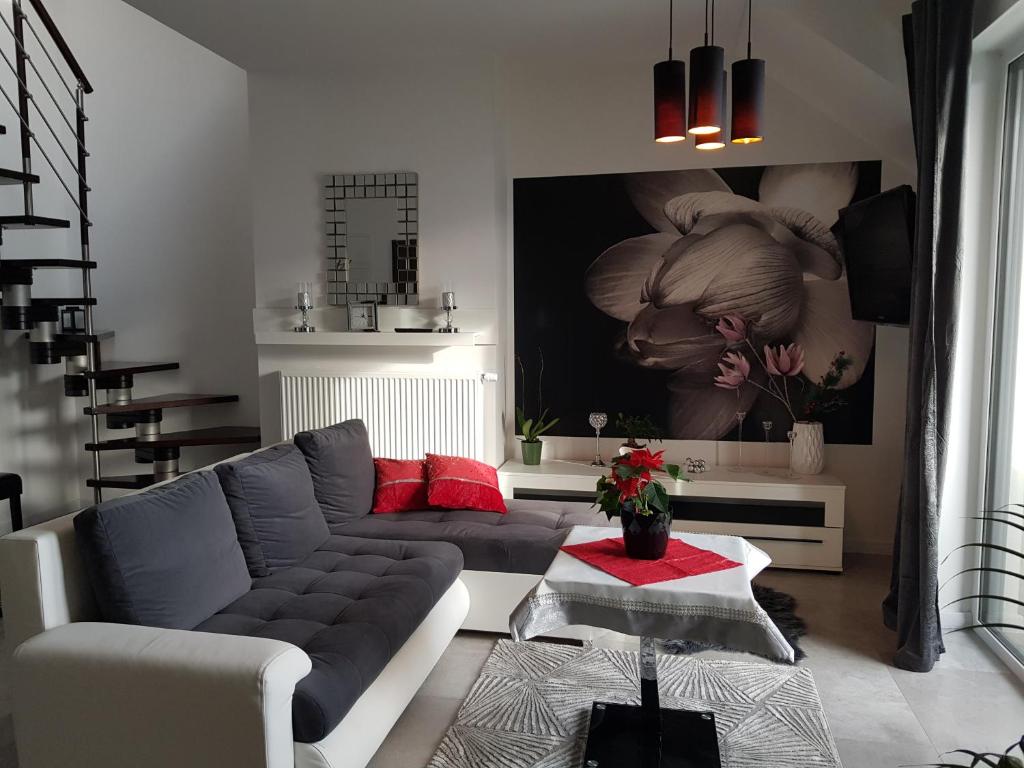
215;443;330;576
73;471;251;630
294;420;375;524
194;534;463;743
330;498;600;574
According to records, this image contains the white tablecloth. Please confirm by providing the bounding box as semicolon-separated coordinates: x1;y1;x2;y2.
510;525;795;663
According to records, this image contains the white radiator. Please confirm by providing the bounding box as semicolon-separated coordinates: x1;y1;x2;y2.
279;372;485;460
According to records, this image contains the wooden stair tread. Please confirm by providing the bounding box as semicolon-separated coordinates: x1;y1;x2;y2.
85;393;240;415
0;168;40;185
0;258;97;269
87;474;157;490
0;215;71;229
86;426;260;451
29;297;97;306
84;361;180;378
55;329;114;344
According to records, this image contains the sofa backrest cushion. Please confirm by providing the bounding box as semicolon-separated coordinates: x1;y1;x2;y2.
293;419;375;524
73;470;251;630
214;443;330;576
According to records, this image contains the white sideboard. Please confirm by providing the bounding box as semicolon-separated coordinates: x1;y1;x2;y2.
498;459;846;572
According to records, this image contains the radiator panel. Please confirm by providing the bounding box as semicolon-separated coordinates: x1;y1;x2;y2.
279;373;484;460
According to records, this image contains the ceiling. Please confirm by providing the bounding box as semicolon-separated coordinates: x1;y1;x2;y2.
122;0;911;84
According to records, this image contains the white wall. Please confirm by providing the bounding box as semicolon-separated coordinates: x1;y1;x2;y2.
0;0;255;529
250;62;504;312
249;61;508;464
248;21;915;554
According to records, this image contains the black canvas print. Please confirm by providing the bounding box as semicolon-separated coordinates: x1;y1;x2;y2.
513;161;882;444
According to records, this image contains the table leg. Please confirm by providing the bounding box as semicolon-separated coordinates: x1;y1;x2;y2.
639;636;661;726
639;636;662;766
581;636;722;768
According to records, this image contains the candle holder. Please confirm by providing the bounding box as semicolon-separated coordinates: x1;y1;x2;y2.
588;412;608;466
439;291;459;333
295;282;316;333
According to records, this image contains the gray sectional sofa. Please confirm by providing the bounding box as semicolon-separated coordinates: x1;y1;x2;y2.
0;419;598;768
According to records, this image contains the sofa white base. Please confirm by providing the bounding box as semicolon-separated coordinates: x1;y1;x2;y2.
296;579;470;768
459;569;602;642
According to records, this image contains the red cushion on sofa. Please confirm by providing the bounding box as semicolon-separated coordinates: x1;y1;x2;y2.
425;454;507;514
372;459;429;513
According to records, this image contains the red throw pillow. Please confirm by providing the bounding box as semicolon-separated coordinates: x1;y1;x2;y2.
372;458;429;513
425;454;507;514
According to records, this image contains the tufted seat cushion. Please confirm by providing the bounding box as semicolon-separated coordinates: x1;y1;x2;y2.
194;534;463;743
329;498;601;575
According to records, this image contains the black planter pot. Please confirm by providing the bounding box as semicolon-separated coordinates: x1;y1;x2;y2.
620;505;671;560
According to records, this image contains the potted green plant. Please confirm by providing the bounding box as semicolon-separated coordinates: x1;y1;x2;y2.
594;448;689;559
942;503;1024;637
515;350;559;465
919;736;1022;768
615;413;662;455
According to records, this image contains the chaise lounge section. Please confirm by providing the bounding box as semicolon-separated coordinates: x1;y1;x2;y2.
291;420;603;631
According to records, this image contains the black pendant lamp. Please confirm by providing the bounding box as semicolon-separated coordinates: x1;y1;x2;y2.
731;0;765;144
695;71;727;150
689;0;724;136
653;0;686;142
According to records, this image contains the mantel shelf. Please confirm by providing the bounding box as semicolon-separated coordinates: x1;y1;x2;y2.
254;330;487;347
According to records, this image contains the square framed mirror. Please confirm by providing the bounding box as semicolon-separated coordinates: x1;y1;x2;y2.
324;172;419;306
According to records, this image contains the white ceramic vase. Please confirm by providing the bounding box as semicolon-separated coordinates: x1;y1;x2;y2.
790;421;825;475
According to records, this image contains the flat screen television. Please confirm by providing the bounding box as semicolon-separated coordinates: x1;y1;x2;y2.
833;184;915;326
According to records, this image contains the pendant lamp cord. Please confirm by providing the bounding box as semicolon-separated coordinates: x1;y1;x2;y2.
704;0;708;46
747;0;753;58
668;0;673;59
711;0;715;45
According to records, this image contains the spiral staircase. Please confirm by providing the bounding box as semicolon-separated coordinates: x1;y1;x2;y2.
0;0;259;505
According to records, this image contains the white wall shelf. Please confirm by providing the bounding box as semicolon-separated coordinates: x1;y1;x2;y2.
254;331;484;347
498;459;846;572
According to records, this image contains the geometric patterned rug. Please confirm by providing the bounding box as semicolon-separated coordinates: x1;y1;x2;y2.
428;639;842;768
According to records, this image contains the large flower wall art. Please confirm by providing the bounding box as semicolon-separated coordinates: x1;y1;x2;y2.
513;161;880;444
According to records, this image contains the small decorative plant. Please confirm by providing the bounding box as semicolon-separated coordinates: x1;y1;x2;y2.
594;448;687;520
917;735;1023;768
615;413;662;449
941;504;1024;637
515;350;558;464
515;407;559;443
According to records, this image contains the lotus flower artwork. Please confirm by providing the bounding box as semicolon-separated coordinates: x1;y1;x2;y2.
583;162;877;440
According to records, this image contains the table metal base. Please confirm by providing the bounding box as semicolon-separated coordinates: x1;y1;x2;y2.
582;703;722;768
580;637;721;767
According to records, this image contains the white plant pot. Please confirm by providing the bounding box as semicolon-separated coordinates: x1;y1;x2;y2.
618;444;646;456
791;421;825;475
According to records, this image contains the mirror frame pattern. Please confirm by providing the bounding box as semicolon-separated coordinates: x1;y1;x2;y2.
324;172;419;306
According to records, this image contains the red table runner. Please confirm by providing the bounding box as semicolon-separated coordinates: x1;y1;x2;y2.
559;536;742;586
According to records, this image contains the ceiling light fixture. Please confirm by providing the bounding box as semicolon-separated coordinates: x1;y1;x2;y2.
653;0;686;142
695;72;727;150
731;0;765;144
688;0;725;136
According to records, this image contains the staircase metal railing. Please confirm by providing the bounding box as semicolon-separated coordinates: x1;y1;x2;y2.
0;0;102;501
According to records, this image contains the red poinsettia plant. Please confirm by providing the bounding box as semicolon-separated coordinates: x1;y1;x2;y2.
594;448;689;521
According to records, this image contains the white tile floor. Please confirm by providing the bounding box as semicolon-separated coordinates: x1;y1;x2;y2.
1;555;1021;768
367;555;1024;768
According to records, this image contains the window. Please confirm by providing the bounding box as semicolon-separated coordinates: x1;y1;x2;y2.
983;53;1024;664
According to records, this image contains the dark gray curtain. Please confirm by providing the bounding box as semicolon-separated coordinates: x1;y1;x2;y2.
882;0;974;672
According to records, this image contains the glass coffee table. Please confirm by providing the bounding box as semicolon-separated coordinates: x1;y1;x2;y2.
510;525;794;768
